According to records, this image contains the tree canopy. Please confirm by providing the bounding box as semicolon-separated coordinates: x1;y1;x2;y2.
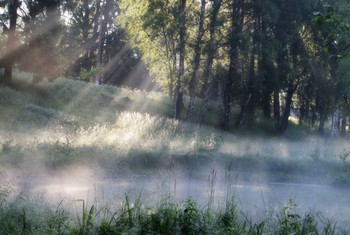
1;0;350;136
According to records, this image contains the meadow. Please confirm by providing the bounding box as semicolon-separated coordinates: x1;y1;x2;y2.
1;74;350;234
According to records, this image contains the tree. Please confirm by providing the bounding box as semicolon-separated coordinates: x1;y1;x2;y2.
173;0;187;119
314;2;350;138
186;0;206;122
1;0;20;84
220;0;244;130
22;0;63;82
119;0;190;118
197;0;223;124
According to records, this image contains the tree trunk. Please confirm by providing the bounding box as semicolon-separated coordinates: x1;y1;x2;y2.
247;6;261;118
341;114;347;137
198;0;223;124
329;56;339;139
220;0;243;130
330;104;340;139
96;0;108;85
319;116;325;135
278;87;295;134
186;0;206;122
173;0;186;120
88;0;102;70
273;88;281;132
3;0;20;85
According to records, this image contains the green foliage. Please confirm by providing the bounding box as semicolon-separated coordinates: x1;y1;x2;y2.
0;185;345;234
1;76;350;233
180;197;202;234
79;66;103;83
1;77;350;186
38;137;75;169
72;200;96;235
277;200;319;235
0;186;71;235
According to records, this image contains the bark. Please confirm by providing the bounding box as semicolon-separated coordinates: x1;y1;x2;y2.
186;0;206;122
173;0;186;120
273;37;289;133
80;0;90;70
330;105;340;139
273;88;281;132
3;0;20;85
234;94;251;129
318;116;326;135
261;61;274;118
329;57;339;139
220;0;243;130
238;12;261;127
96;0;109;85
341;115;347;137
247;4;262;117
87;0;102;70
278;86;295;134
198;0;222;124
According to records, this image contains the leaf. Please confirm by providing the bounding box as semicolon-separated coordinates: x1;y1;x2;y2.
315;16;324;26
323;47;330;53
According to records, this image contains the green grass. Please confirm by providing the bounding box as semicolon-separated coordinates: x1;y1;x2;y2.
1;73;350;233
0;184;346;235
1;74;350;184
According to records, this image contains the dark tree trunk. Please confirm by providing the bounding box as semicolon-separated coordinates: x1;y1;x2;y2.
261;61;274;118
87;0;102;70
173;0;186;120
247;2;262;118
318;117;326;135
198;0;223;124
341;115;347;137
96;0;106;84
3;0;20;85
187;0;206;123
273;87;281;132
219;0;241;129
330;57;339;139
278;87;295;134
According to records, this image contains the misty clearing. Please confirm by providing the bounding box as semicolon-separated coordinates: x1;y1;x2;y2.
2;0;350;234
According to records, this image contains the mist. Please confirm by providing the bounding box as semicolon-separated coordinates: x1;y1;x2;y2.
0;76;349;232
2;133;350;230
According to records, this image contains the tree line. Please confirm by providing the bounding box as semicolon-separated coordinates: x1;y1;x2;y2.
0;0;154;89
119;0;350;137
1;0;350;137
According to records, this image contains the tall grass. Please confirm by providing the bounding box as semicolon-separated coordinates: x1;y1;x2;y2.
1;76;350;184
0;74;350;233
0;183;345;234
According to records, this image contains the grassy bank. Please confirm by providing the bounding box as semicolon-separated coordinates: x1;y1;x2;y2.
1;77;350;185
1;75;350;233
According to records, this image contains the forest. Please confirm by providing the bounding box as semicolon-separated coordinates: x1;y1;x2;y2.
1;0;350;137
2;0;350;234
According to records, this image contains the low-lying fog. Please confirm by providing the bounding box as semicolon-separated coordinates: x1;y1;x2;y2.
2;164;350;231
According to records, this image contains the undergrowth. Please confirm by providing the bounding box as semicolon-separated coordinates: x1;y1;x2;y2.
0;185;346;235
1;76;350;185
0;74;350;233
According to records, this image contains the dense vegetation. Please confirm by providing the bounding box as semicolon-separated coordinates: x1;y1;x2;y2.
0;76;349;234
2;0;350;233
1;76;350;185
0;184;346;234
1;0;350;136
